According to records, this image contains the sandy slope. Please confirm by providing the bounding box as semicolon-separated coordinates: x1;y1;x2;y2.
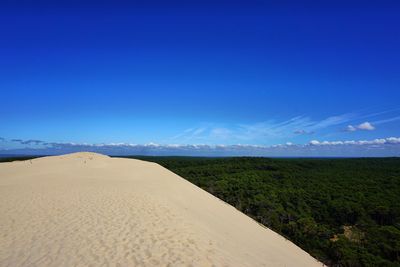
0;152;324;267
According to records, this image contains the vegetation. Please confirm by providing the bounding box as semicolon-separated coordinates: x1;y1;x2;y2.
129;156;400;267
2;155;399;266
0;156;42;162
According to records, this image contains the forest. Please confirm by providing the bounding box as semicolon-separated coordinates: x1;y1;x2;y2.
1;156;399;266
129;156;400;267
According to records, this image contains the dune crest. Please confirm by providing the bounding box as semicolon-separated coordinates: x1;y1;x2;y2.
0;153;324;266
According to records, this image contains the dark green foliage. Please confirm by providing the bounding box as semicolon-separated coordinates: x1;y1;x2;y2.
0;156;41;162
126;156;400;267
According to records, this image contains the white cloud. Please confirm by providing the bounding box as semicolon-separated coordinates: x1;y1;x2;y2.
309;137;399;146
346;125;357;132
14;136;400;150
386;137;400;144
346;122;375;132
357;122;375;131
309;140;320;145
2;136;400;157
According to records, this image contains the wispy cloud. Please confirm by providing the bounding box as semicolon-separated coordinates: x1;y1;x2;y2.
171;127;209;142
356;108;400;121
308;114;355;131
171;113;355;143
172;108;400;143
210;127;232;139
373;115;400;125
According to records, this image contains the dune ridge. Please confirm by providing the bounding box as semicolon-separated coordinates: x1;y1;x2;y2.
0;152;324;266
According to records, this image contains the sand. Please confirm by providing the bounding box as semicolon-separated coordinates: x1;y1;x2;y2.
0;152;324;267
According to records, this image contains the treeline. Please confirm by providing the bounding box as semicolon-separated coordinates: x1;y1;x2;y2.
0;156;41;162
128;156;400;267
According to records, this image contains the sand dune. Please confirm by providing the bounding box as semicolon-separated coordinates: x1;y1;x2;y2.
0;152;324;267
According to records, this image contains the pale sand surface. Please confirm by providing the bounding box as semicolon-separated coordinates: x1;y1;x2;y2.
0;152;324;267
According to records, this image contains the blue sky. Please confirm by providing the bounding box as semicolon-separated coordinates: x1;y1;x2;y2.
1;1;400;156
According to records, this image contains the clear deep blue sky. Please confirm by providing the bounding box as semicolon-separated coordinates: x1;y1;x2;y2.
1;1;400;156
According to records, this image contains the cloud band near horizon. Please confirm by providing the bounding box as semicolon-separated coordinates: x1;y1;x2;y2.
1;137;399;157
